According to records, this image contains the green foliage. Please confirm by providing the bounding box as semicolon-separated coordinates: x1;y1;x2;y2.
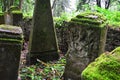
96;7;120;28
22;0;34;17
81;47;120;80
20;57;66;80
54;12;79;28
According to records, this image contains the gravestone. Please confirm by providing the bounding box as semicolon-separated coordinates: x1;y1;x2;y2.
4;6;23;26
0;25;23;80
11;10;23;26
10;6;23;26
63;12;108;80
0;13;5;24
29;0;59;64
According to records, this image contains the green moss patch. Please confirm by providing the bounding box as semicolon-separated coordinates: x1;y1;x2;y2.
0;38;23;43
12;10;22;14
70;12;107;28
81;47;120;80
0;25;23;34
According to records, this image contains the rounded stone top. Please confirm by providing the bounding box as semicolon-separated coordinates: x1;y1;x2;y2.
0;24;23;34
70;12;107;27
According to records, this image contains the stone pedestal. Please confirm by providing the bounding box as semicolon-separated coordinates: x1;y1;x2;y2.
63;12;108;80
0;25;23;80
29;0;59;64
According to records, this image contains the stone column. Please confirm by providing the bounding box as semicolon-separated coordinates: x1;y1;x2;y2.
0;25;23;80
63;12;108;80
28;0;59;64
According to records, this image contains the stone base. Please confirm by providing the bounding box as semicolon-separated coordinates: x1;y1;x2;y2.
27;50;59;64
0;43;21;80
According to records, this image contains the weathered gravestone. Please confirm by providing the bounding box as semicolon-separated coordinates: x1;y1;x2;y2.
4;6;23;26
0;25;23;80
11;8;23;26
63;12;108;80
0;13;5;24
29;0;59;64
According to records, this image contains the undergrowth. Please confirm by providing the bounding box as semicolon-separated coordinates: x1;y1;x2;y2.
20;56;66;80
96;7;120;28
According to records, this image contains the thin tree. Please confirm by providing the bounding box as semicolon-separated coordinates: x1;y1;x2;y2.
96;0;111;9
105;0;111;9
96;0;101;7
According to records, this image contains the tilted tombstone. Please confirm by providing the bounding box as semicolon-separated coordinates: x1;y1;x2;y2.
29;0;59;64
63;12;108;79
0;25;23;80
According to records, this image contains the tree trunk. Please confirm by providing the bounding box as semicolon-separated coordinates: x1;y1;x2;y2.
105;0;110;9
19;0;23;10
96;0;101;7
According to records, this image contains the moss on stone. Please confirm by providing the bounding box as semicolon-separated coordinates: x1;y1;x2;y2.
0;38;23;43
7;6;22;14
0;25;23;43
70;12;107;28
0;25;22;34
11;10;22;14
81;47;120;80
9;6;20;10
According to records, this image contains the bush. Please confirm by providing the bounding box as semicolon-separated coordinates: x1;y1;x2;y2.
96;7;120;28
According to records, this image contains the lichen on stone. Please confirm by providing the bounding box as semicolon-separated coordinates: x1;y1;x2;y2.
81;47;120;80
69;12;107;28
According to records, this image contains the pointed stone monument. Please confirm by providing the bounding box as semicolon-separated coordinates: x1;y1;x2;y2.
29;0;59;64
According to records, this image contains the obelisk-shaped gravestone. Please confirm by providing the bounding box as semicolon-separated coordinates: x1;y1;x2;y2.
29;0;59;64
